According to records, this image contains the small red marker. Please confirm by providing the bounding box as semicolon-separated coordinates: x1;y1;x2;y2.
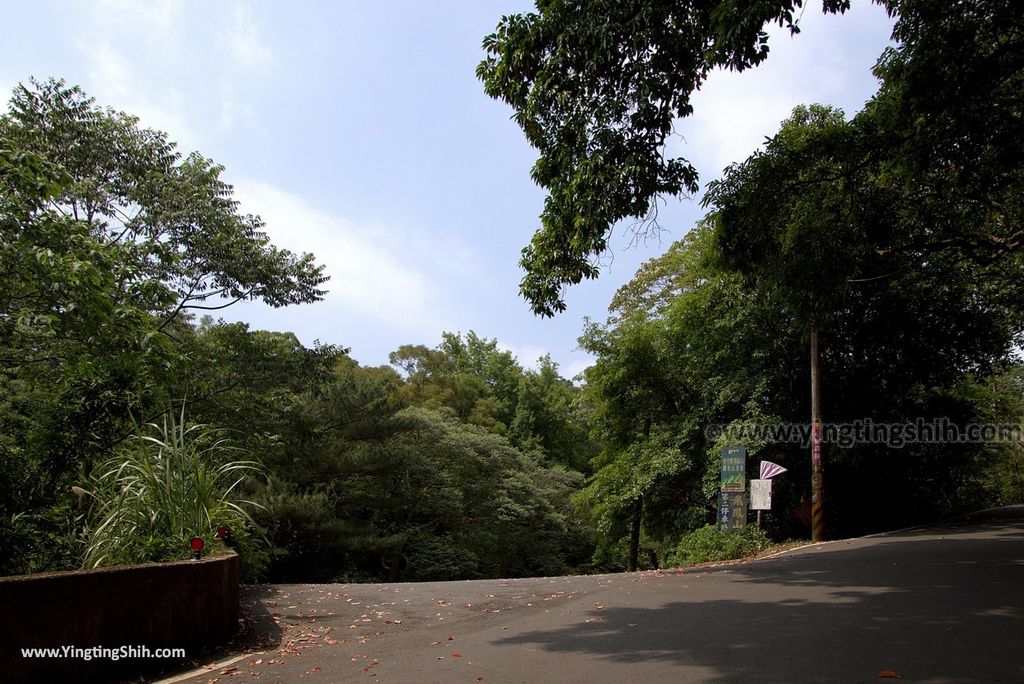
191;536;204;560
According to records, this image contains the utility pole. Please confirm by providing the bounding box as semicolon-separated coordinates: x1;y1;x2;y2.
810;319;824;542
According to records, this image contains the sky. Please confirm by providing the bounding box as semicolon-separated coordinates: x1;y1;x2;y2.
0;1;895;379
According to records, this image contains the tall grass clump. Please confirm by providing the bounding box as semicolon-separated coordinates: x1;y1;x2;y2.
82;408;264;567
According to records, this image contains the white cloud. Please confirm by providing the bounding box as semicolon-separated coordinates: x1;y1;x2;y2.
672;0;893;179
232;179;443;332
78;0;199;151
83;41;199;151
218;81;267;135
94;0;183;32
498;342;550;369
564;357;594;382
77;0;274;149
681;69;802;176
0;78;17;106
228;3;273;68
86;42;132;98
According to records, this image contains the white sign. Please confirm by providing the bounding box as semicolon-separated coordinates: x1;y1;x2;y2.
750;479;772;510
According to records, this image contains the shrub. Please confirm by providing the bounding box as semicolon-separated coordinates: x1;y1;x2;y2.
665;524;771;567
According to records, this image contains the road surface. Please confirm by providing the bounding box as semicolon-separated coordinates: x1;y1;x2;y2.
164;506;1024;683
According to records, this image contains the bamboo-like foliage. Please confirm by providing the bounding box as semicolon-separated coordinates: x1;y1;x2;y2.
83;408;264;567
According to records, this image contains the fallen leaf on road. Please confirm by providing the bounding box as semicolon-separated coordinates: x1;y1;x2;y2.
451;653;462;658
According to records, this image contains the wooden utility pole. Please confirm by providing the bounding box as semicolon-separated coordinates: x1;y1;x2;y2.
810;319;824;541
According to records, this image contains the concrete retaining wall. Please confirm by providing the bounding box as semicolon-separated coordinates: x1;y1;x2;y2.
0;552;239;683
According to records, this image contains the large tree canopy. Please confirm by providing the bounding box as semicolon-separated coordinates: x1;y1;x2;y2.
478;0;852;315
2;79;327;325
479;0;1023;316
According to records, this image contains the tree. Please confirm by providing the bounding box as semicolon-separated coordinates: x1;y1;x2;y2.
871;0;1024;262
509;355;595;471
2;79;327;324
705;103;875;539
478;0;851;315
0;79;329;574
507;0;1023;550
387;332;597;468
479;0;1024;317
576;218;797;566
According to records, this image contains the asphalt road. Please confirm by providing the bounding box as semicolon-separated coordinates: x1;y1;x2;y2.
165;506;1024;683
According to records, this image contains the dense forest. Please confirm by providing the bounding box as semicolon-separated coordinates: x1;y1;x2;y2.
2;0;1023;582
0;78;598;580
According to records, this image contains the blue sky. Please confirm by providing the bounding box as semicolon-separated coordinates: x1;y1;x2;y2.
1;1;894;378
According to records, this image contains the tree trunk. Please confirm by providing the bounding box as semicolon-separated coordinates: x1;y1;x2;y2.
628;496;642;571
628;416;652;571
386;543;405;582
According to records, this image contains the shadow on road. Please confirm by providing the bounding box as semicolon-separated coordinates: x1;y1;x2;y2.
238;584;286;651
493;515;1024;682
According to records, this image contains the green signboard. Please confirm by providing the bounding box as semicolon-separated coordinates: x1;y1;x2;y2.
720;446;747;492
